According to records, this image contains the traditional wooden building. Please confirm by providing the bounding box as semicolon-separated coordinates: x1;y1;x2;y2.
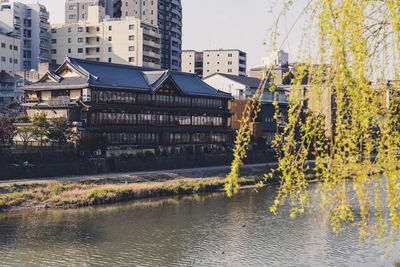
22;57;233;156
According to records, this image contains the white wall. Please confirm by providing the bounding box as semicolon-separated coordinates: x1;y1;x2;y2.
203;74;247;99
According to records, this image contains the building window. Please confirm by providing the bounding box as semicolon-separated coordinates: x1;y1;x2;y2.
1;57;5;62
108;26;112;31
14;59;18;64
68;38;71;43
129;57;134;62
1;43;5;48
108;47;112;52
9;44;12;50
129;24;134;30
228;53;232;57
78;48;83;53
128;46;134;51
13;46;18;51
51;39;56;44
78;27;83;32
9;58;12;63
108;58;112;63
228;69;232;73
69;5;76;10
228;61;232;65
68;27;71;33
51;49;56;54
129;35;134;40
108;36;112;41
68;48;71;53
78;38;83;43
69;14;76;19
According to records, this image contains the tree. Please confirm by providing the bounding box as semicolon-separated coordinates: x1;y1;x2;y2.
32;112;49;146
0;117;16;146
17;126;34;149
47;117;75;146
226;0;400;248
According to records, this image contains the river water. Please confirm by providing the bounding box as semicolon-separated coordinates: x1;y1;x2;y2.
0;186;399;267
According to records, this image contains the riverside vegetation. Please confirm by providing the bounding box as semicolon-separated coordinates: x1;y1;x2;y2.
0;169;280;212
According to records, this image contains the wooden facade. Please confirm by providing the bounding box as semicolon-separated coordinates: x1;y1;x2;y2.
22;58;233;155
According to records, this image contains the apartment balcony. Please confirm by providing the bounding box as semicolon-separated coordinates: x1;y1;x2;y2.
142;28;161;39
85;53;100;58
40;42;50;49
143;39;160;48
40;21;50;29
171;17;182;26
143;51;161;59
142;61;160;69
39;32;50;39
40;10;49;19
39;53;50;60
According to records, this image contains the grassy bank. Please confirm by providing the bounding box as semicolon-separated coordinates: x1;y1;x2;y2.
0;172;265;211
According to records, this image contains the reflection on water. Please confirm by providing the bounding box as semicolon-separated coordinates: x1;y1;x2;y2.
0;187;399;266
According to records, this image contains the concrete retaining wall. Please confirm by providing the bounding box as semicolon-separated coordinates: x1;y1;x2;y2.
0;150;276;180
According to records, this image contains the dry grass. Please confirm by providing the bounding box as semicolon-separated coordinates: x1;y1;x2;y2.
0;177;256;211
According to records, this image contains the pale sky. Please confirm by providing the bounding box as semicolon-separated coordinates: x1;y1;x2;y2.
6;0;306;68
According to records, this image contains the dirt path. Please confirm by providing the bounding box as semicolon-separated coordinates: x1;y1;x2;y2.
0;163;275;186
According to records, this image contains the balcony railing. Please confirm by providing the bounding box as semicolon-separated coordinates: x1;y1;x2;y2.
40;32;50;39
40;42;50;49
143;39;160;48
143;50;161;59
40;21;50;29
40;10;49;19
39;53;50;60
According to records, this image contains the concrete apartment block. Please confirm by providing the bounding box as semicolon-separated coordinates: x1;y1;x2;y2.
51;5;161;69
0;1;51;71
181;50;203;78
120;0;182;71
182;49;247;78
0;31;20;72
65;0;117;23
120;0;158;27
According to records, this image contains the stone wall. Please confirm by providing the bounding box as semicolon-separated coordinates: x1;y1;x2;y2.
0;150;276;180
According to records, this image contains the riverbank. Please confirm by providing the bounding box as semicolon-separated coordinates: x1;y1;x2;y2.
0;167;273;212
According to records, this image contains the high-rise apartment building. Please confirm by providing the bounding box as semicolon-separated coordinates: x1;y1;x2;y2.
119;0;182;71
0;31;20;72
65;0;117;23
0;1;51;71
51;5;161;69
182;49;247;78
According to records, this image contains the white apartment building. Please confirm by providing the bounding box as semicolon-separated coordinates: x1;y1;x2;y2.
65;0;117;23
51;5;161;69
263;50;289;67
182;49;247;78
181;50;203;77
0;1;50;71
120;0;158;27
0;31;20;72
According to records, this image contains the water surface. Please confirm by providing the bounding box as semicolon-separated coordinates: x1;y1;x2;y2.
0;187;399;266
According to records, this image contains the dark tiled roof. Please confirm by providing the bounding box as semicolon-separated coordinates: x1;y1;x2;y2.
25;77;89;90
171;72;231;98
23;58;232;99
69;58;152;91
